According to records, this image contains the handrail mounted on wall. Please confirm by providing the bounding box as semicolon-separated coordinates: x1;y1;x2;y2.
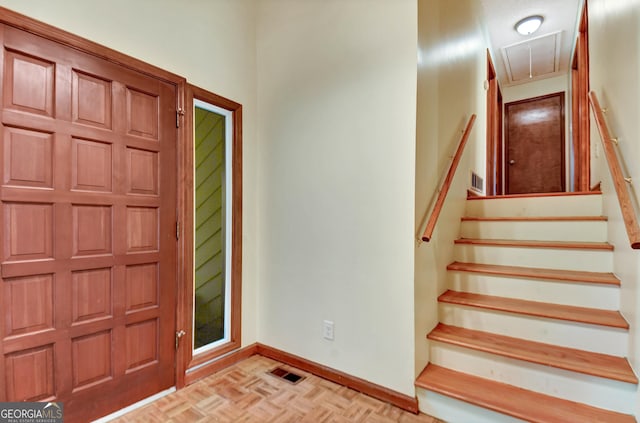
589;91;640;249
420;114;476;243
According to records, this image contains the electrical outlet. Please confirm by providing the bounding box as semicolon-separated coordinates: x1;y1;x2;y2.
323;320;334;341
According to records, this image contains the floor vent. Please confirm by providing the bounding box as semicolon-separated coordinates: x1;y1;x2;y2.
268;367;306;384
471;171;484;193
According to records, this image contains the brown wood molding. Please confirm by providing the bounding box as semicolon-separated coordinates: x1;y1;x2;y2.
486;51;504;196
178;84;244;380
184;344;259;386
256;343;420;414
570;2;590;192
422;114;477;242
589;92;640;249
0;6;183;85
486;50;497;196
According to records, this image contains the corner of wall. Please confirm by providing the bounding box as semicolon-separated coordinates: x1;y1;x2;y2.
414;0;490;379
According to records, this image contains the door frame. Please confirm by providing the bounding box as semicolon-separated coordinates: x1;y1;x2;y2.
505;91;567;194
572;1;590;191
0;8;186;88
486;50;504;195
175;84;243;388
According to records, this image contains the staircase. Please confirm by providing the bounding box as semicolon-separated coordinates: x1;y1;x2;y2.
416;192;638;423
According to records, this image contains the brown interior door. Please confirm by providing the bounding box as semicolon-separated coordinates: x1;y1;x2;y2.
505;92;565;194
0;25;177;422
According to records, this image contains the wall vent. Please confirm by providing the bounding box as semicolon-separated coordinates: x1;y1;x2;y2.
471;171;484;193
268;367;306;384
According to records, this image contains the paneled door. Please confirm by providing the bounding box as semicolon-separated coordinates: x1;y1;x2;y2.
0;25;177;422
505;92;565;194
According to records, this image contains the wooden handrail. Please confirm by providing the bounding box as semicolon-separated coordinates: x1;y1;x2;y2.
421;114;476;242
589;92;640;249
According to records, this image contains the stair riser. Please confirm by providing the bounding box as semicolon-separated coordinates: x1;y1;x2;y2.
454;245;613;273
448;272;620;309
429;342;636;414
416;388;527;423
465;196;603;218
460;221;607;242
439;303;628;356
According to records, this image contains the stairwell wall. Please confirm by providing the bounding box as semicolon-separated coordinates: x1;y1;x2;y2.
588;0;640;417
415;0;490;380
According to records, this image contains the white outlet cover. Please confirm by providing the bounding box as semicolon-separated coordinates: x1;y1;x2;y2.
323;320;334;340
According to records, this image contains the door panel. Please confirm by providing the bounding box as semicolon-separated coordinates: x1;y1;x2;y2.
505;92;565;194
0;25;177;422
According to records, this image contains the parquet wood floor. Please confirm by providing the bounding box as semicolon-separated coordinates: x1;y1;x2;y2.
110;355;442;422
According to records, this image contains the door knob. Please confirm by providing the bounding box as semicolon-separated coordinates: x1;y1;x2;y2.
509;159;516;165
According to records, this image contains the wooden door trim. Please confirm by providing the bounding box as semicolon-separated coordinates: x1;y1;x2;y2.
505;91;566;194
486;50;497;195
0;6;184;86
571;2;590;191
176;84;243;388
496;86;504;194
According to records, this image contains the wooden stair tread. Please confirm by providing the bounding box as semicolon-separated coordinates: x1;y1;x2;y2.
416;364;636;423
447;261;620;285
439;290;629;329
455;238;614;250
428;324;638;384
467;191;602;200
462;216;607;222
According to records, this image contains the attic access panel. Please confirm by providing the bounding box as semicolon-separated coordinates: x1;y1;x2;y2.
501;31;563;83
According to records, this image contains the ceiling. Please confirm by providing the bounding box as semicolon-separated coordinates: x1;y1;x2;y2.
479;0;583;87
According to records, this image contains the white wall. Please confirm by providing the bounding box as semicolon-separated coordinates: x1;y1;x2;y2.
502;74;569;103
588;0;640;417
415;0;489;384
0;0;259;347
255;0;418;396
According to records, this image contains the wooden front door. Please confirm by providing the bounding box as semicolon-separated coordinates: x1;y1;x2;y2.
505;92;565;194
0;25;177;422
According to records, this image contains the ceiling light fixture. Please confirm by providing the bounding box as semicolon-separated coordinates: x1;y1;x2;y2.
515;15;544;35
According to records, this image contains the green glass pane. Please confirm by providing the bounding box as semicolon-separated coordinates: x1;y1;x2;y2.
194;106;226;349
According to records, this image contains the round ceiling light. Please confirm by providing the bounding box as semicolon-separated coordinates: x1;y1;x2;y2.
515;15;544;35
